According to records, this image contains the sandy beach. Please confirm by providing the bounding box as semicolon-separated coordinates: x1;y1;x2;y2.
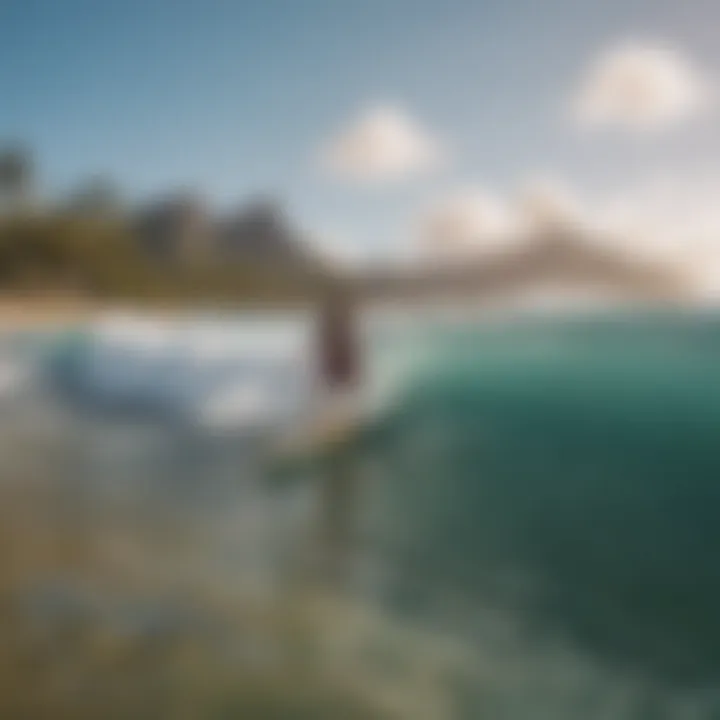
0;297;102;330
0;297;240;330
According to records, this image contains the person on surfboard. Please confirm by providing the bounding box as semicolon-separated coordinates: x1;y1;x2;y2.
317;281;361;419
275;282;360;454
315;281;361;585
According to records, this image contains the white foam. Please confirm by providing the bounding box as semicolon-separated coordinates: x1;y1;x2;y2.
198;382;282;432
64;314;316;430
0;359;28;397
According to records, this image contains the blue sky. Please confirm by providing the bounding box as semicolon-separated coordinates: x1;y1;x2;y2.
1;0;719;263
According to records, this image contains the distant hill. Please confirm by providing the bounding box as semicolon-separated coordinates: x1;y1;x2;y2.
134;194;318;270
217;199;316;267
357;230;689;304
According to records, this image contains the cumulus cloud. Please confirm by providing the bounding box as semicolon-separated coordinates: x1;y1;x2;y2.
419;187;520;259
320;105;443;182
517;178;586;232
418;178;587;261
573;41;710;130
417;174;720;299
596;177;720;296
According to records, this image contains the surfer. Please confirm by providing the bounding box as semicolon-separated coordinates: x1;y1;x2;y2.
315;281;361;587
318;281;360;398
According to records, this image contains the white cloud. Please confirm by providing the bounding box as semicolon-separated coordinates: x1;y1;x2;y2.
416;174;720;300
418;178;587;262
419;187;521;260
573;41;709;130
320;105;443;182
595;176;720;297
517;177;586;232
518;175;720;299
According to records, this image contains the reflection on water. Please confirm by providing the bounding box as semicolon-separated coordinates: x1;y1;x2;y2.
3;312;720;718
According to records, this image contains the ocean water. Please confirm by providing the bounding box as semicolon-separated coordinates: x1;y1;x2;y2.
4;309;720;717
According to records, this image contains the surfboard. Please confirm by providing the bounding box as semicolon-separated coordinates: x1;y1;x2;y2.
273;404;362;461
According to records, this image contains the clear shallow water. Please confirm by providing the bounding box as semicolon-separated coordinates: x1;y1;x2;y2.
6;309;720;717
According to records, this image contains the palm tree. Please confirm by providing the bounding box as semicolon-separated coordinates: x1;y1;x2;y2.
0;145;33;214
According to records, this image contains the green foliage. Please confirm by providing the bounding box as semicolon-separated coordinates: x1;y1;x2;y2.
0;211;331;305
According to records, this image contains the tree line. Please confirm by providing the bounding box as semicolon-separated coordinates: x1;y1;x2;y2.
0;147;332;304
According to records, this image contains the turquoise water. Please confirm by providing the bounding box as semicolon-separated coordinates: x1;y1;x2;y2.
356;311;720;687
9;309;720;716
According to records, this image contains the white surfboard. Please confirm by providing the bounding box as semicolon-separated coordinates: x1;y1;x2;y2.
273;395;363;460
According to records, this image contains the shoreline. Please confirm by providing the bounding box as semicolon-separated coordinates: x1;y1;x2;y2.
0;295;710;332
0;298;100;330
0;296;315;331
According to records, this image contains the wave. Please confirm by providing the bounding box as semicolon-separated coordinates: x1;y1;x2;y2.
46;313;316;431
16;308;720;713
354;310;720;688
